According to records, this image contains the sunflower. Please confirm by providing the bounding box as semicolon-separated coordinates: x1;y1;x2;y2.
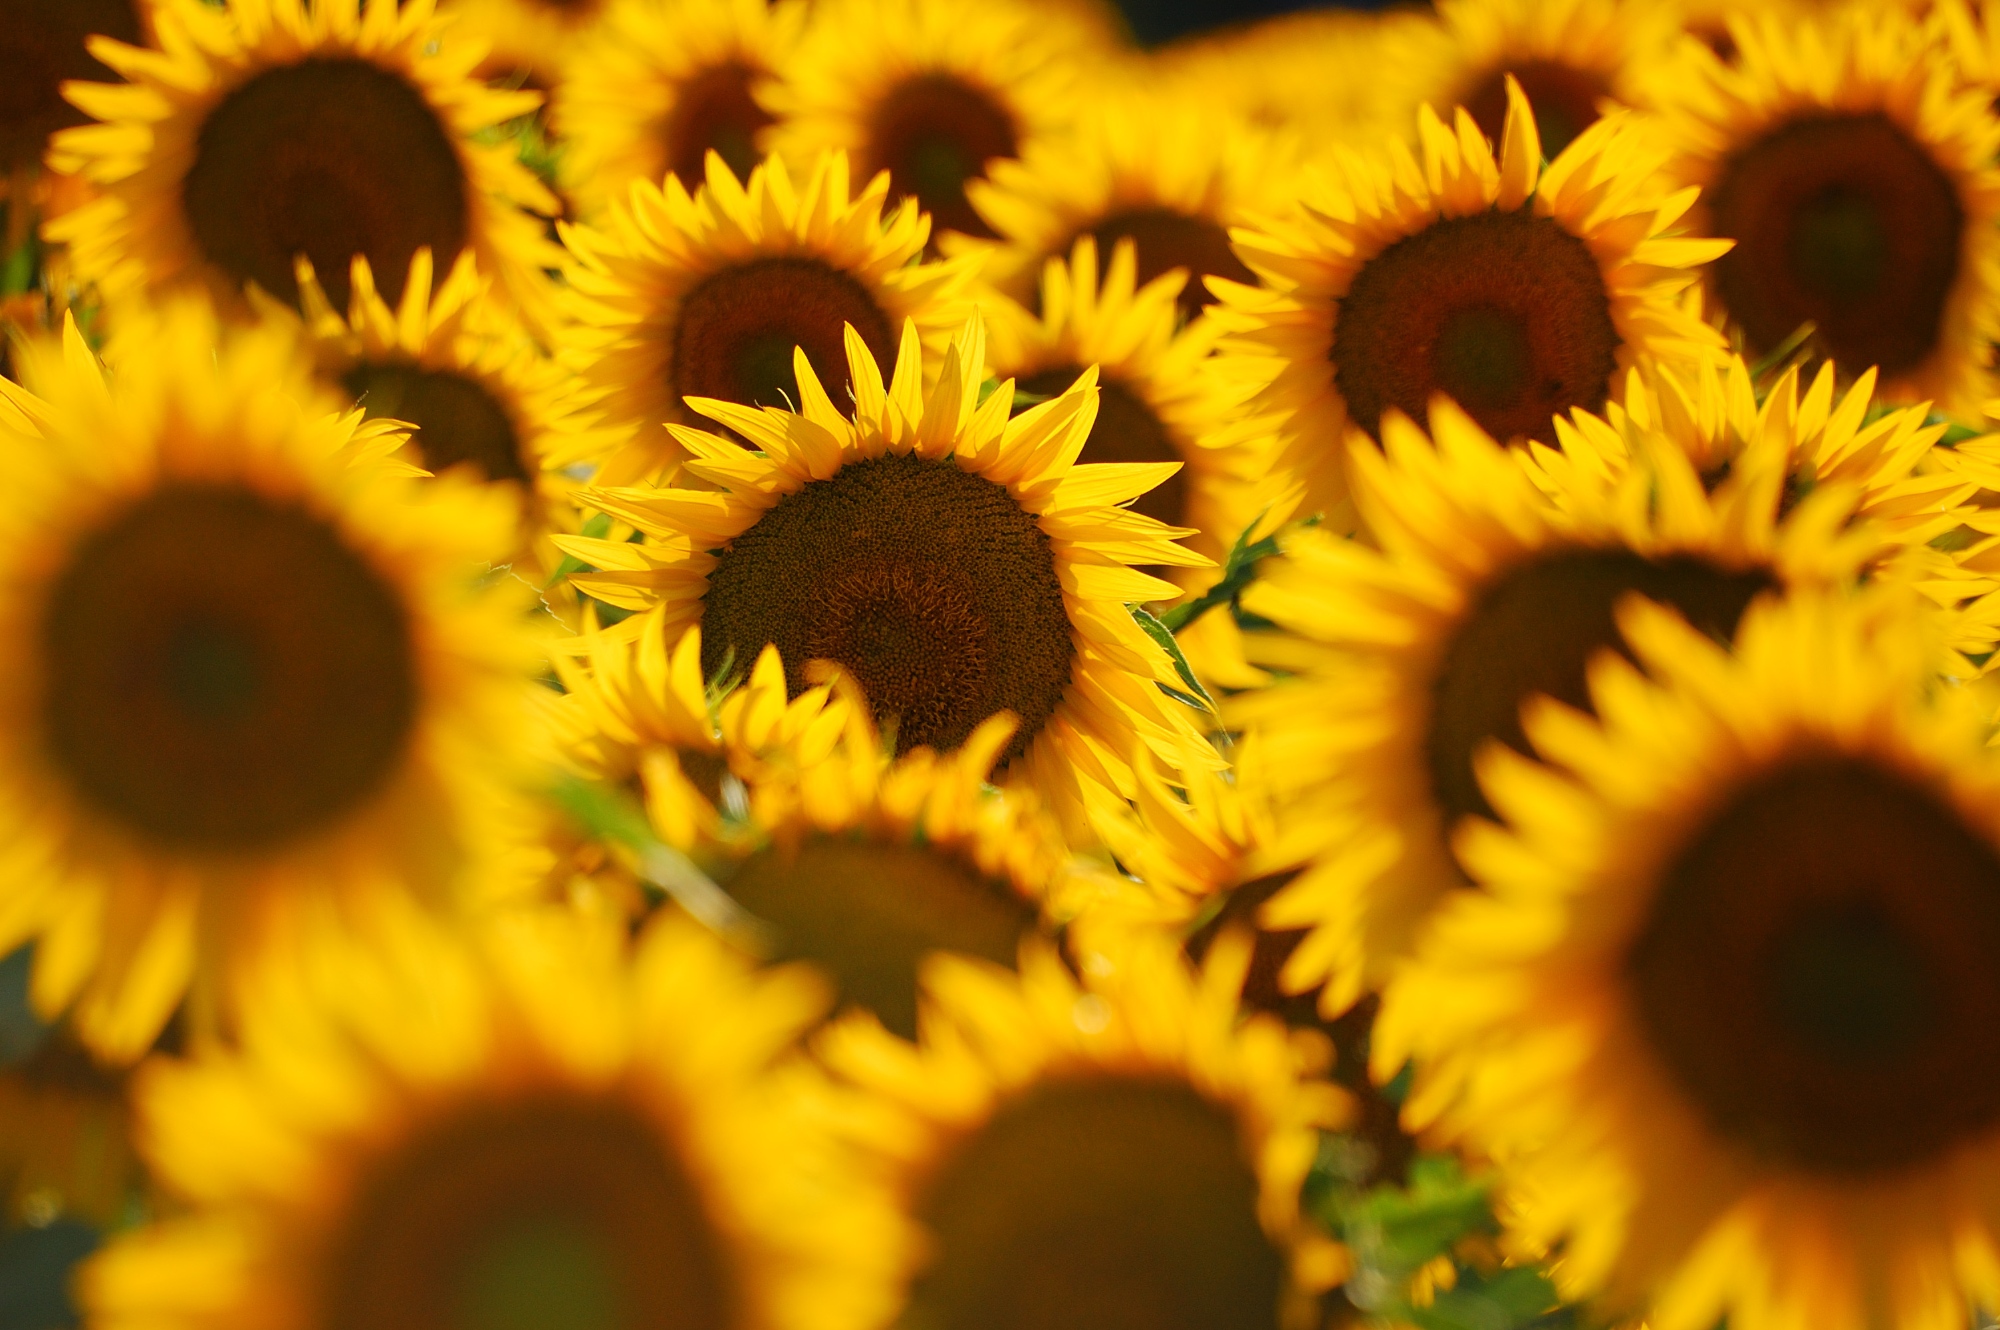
814;930;1352;1330
1375;587;2000;1330
760;0;1089;242
0;1025;140;1231
1211;78;1729;524
560;315;1215;834
80;903;901;1330
433;0;614;84
1228;379;1944;1018
46;0;560;328
558;149;970;485
1650;4;2000;418
0;0;145;181
550;0;806;221
0;302;542;1062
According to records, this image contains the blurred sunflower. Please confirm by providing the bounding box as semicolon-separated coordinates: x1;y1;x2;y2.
1212;79;1729;524
558;150;969;485
551;0;806;219
816;932;1352;1330
0;1026;139;1231
1654;5;2000;417
47;0;559;325
0;303;540;1061
81;905;900;1330
560;317;1214;831
1230;386;1941;1017
436;0;614;84
761;0;1087;241
0;0;144;181
1377;588;2000;1330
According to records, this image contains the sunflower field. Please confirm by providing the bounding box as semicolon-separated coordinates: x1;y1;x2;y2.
7;0;2000;1326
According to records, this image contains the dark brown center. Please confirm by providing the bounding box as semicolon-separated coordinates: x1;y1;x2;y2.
342;363;529;484
42;484;416;851
700;453;1073;761
0;0;142;173
1073;208;1256;319
911;1076;1284;1330
183;57;469;311
671;257;897;431
662;62;772;188
1016;366;1185;530
1332;208;1620;445
865;73;1018;240
1428;549;1774;829
323;1095;731;1330
1709;113;1964;380
721;838;1040;1039
1463;60;1611;161
1631;757;2000;1174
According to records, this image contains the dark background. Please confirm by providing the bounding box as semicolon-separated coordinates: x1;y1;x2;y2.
1116;0;1411;47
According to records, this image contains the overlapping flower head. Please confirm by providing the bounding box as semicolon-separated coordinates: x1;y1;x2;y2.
814;931;1352;1330
46;0;561;328
0;302;542;1061
1375;587;2000;1330
1649;3;2000;417
558;149;969;486
1212;77;1730;524
81;902;901;1330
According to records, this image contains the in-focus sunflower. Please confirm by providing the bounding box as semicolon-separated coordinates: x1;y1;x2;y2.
816;932;1352;1330
0;0;144;180
1653;5;2000;417
47;0;559;325
81;905;900;1330
559;150;969;485
551;0;805;220
561;316;1214;831
0;303;541;1061
760;0;1088;241
1376;588;2000;1330
1212;79;1729;523
1231;386;1938;1016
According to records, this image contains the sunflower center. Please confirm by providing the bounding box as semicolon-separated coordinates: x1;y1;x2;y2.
909;1076;1284;1330
1427;549;1774;829
1463;60;1610;160
323;1096;731;1330
1709;113;1963;379
0;0;143;172
1017;365;1185;529
1076;207;1256;318
700;453;1073;761
1630;758;2000;1174
1332;208;1620;445
183;57;470;311
672;257;898;426
663;62;773;187
721;838;1039;1039
41;484;416;852
866;73;1018;240
342;363;529;484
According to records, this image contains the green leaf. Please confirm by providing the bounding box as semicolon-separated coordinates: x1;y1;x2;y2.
1407;1266;1561;1330
1158;515;1287;633
1131;605;1218;716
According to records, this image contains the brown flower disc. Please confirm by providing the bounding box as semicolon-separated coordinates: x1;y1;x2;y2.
182;57;470;311
699;453;1073;761
865;73;1018;239
1427;549;1774;828
323;1096;730;1330
672;257;898;428
1631;757;2000;1173
1016;364;1185;529
909;1076;1285;1330
1463;60;1611;161
1072;207;1256;319
1708;113;1964;381
663;62;773;187
343;363;530;484
722;839;1041;1039
1332;208;1621;445
0;0;143;173
42;484;416;852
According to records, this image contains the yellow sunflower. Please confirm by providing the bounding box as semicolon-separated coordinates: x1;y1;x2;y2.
81;903;900;1330
0;302;542;1062
1229;382;1940;1017
558;149;970;485
760;0;1089;242
46;0;560;328
815;930;1352;1330
1376;587;2000;1330
434;0;612;84
1650;4;2000;418
551;0;805;221
1211;78;1729;524
564;316;1217;837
